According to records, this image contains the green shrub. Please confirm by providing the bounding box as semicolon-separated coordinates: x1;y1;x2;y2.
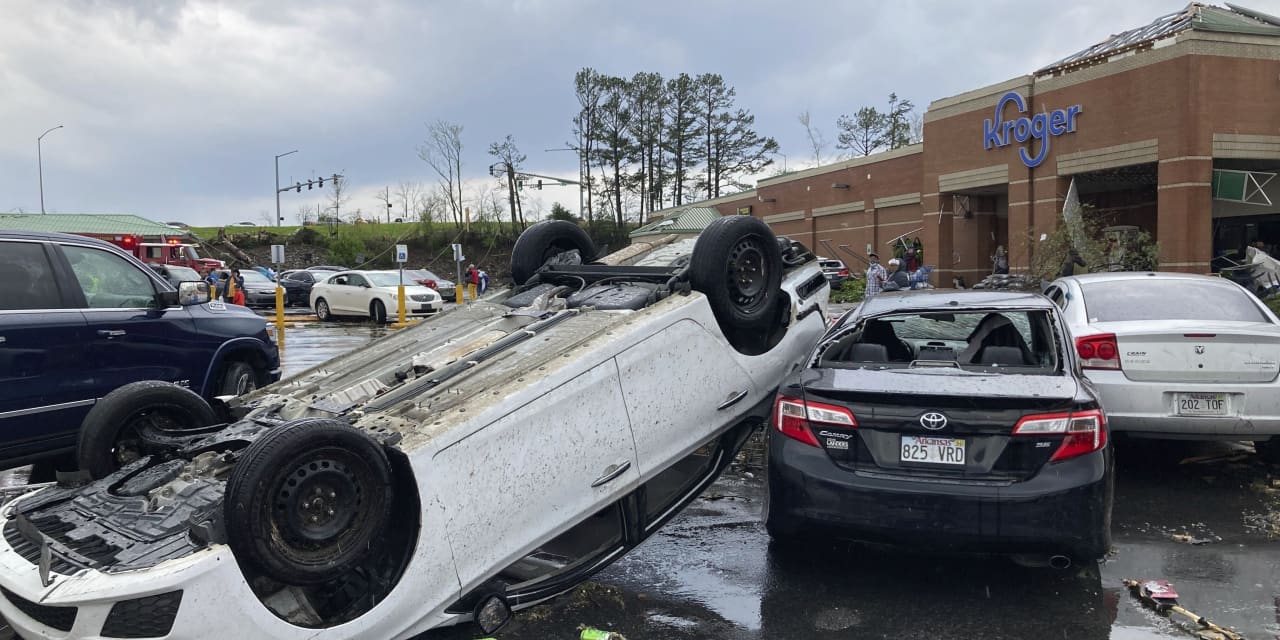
829;278;865;304
327;235;364;267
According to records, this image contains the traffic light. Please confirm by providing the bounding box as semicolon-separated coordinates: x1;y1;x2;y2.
307;181;313;190
317;177;325;188
537;179;543;190
516;180;523;192
295;182;302;193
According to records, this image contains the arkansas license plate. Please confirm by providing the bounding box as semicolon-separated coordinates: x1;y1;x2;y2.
1176;392;1228;416
900;435;965;465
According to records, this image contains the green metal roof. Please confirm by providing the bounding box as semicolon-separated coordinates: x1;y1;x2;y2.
630;207;724;238
0;213;188;237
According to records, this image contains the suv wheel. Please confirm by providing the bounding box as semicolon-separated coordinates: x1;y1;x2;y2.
78;381;220;479
689;216;785;352
510;220;597;285
224;418;394;585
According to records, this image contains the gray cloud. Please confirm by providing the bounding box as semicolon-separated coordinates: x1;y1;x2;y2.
0;0;1241;224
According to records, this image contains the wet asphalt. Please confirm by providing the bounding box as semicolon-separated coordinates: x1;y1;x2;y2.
5;316;1280;639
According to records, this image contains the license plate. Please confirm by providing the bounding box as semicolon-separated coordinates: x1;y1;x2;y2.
900;435;965;465
1176;392;1228;416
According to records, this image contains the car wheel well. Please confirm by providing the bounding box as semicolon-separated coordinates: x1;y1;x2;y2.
218;349;269;388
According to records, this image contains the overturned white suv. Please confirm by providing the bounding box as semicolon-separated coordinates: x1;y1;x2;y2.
0;216;829;639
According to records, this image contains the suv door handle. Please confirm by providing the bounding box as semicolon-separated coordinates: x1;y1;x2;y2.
97;329;127;339
590;460;632;488
717;390;749;411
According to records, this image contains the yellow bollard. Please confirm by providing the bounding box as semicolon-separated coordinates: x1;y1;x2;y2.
397;284;407;325
275;286;285;330
455;283;464;305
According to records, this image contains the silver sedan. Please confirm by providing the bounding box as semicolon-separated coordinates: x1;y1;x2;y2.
1045;272;1280;462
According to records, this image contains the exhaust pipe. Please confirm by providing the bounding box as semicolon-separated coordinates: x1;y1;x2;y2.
1049;555;1072;570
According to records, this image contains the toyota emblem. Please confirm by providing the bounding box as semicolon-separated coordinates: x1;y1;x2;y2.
920;412;948;430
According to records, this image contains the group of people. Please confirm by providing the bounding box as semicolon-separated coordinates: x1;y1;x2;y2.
203;268;246;305
464;264;489;296
864;252;913;298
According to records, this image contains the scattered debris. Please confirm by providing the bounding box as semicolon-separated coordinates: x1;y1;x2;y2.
1123;579;1245;640
1179;453;1252;466
1169;533;1219;545
579;625;628;640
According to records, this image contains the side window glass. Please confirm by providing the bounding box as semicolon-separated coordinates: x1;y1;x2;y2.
1046;287;1066;309
348;274;368;287
492;504;624;592
62;245;157;308
642;443;718;527
0;242;62;310
332;275;347;286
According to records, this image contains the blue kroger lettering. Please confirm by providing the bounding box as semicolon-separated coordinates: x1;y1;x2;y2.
982;92;1082;168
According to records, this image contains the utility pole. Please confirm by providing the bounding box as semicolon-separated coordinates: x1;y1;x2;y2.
38;125;64;214
274;150;298;227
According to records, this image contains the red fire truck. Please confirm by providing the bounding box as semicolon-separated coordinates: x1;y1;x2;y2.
85;233;225;271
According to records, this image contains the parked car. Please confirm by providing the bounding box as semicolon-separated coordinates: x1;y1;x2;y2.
765;289;1113;566
310;270;443;322
819;258;852;286
0;230;280;472
238;269;279;308
403;268;457;300
0;217;830;639
147;263;203;288
278;269;318;307
307;265;346;272
1045;272;1280;462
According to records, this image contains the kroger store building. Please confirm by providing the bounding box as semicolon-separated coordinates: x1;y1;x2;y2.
664;3;1280;284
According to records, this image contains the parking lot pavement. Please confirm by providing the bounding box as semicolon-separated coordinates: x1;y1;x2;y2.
424;439;1280;640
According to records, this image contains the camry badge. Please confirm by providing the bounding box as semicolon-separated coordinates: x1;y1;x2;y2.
920;412;948;430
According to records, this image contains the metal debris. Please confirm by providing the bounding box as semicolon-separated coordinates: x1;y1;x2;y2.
1123;579;1245;640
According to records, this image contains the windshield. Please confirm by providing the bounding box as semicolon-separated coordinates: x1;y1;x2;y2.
1081;279;1268;323
240;271;272;283
186;245;201;260
166;266;200;281
367;272;408;287
816;309;1060;374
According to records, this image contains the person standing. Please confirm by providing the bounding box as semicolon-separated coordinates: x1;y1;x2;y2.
888;258;911;290
477;268;489;295
1060;248;1087;277
230;269;246;306
991;246;1009;275
215;272;230;300
865;252;888;298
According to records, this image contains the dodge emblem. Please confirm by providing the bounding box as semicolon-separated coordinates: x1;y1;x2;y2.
1195;345;1205;355
920;412;948;430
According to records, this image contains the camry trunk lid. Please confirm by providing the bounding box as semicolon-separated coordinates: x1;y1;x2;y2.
1095;321;1280;383
799;368;1081;482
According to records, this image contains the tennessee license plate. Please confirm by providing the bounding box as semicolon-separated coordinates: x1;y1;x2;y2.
900;435;965;465
1176;392;1228;416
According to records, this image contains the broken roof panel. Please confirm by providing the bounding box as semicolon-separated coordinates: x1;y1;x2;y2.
1037;3;1280;76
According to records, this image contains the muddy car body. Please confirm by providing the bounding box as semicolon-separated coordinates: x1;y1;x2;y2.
0;218;829;639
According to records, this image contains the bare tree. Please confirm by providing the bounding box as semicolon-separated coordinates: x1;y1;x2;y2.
417;120;465;228
798;110;828;165
375;185;394;223
488;134;527;231
328;173;350;222
257;210;274;226
909;111;925;145
295;204;315;226
395;181;423;224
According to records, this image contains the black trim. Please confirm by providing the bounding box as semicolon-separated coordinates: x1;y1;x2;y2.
101;590;183;638
1;586;77;632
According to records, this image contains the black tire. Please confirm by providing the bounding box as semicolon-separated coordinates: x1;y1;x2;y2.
510;220;596;285
1256;438;1280;465
217;360;257;396
77;381;219;479
315;298;333;321
370;299;387;324
689;216;784;334
763;484;802;543
224;418;394;586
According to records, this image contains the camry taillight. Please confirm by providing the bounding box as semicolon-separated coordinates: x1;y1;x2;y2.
1076;334;1120;370
773;396;857;447
1012;409;1107;462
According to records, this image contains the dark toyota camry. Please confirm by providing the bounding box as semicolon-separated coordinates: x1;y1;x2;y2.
765;290;1113;564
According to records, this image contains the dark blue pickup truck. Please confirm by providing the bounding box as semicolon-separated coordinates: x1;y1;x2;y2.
0;230;279;470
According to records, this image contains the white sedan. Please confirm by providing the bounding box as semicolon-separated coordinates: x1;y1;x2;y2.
0;217;829;639
310;270;442;322
1045;272;1280;462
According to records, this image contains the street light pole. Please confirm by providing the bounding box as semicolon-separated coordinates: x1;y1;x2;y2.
275;150;298;227
37;125;64;214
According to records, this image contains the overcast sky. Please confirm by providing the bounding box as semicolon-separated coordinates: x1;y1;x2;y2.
0;0;1257;226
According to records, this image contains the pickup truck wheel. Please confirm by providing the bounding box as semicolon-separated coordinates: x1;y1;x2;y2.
370;299;387;324
218;360;257;396
690;216;784;344
225;418;394;586
78;381;219;479
315;298;333;321
510;220;596;285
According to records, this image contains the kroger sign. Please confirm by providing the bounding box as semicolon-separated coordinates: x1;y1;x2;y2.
983;92;1082;168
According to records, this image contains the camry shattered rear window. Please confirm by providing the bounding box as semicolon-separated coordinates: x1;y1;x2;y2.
818;310;1059;372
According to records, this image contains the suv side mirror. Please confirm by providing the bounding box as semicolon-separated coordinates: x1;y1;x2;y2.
177;281;211;306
